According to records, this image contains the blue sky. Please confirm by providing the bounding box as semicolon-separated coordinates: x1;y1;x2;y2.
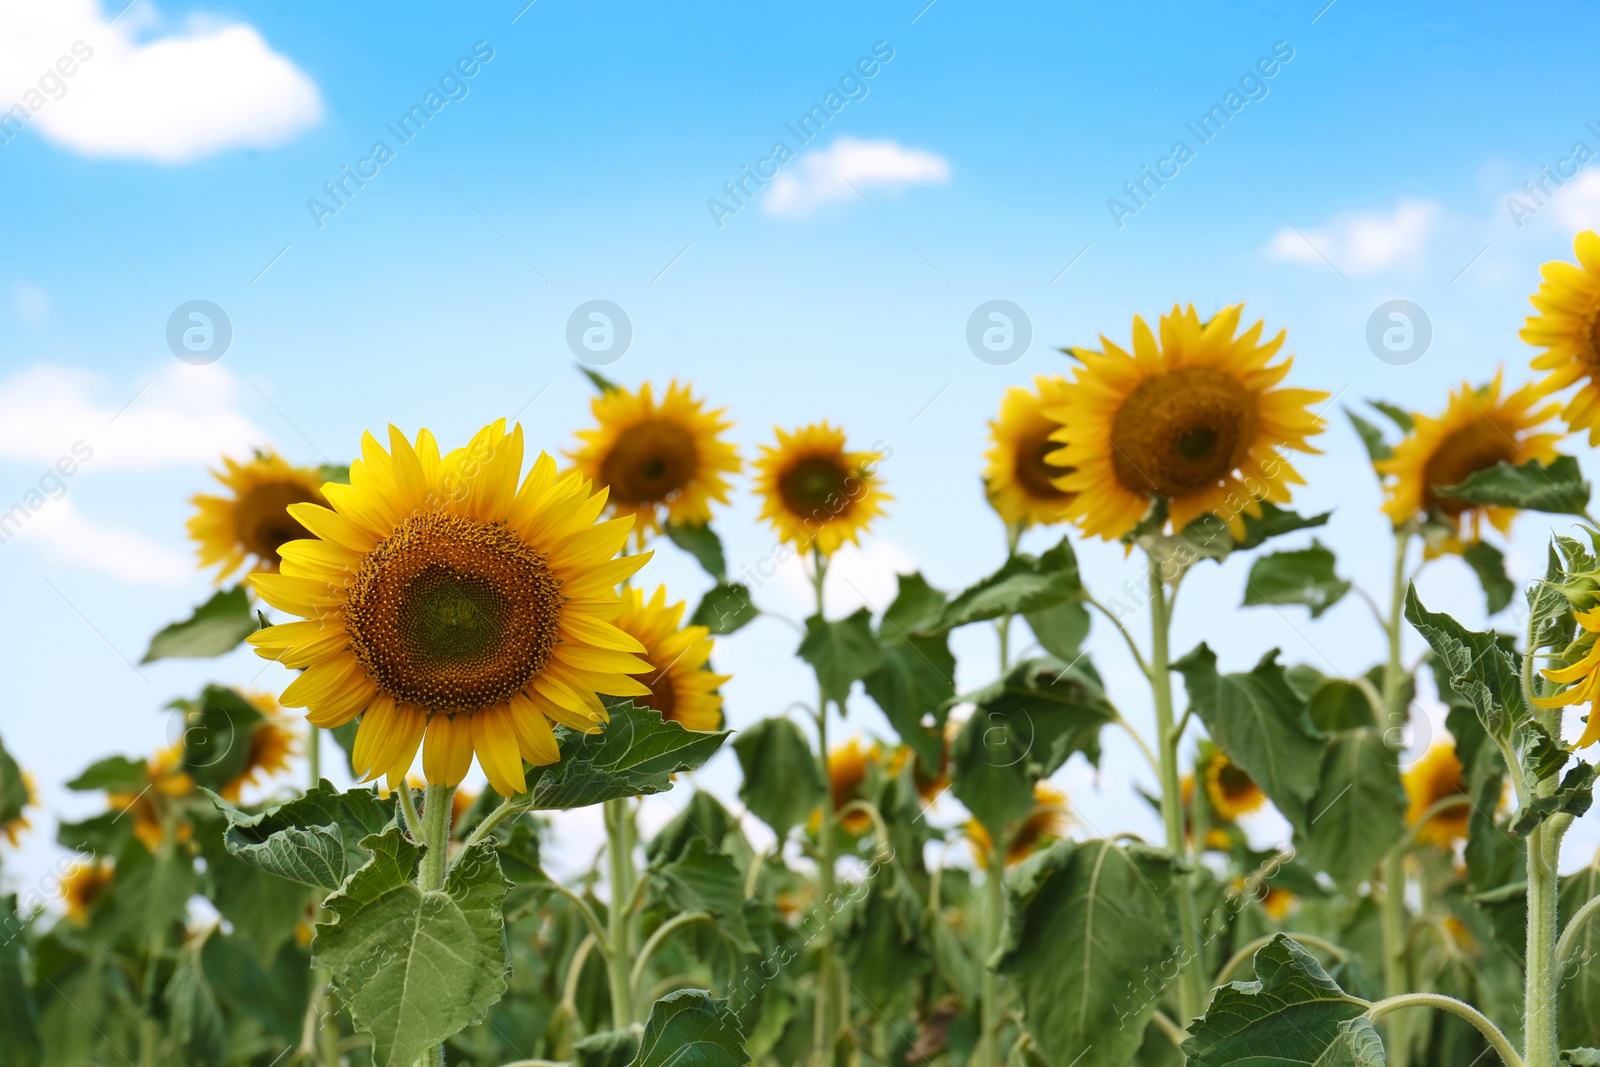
5;0;1600;890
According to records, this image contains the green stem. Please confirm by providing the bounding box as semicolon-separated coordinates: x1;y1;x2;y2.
458;796;531;857
604;798;636;1028
630;912;713;995
417;783;455;1067
1526;799;1564;1067
308;724;322;786
1379;528;1412;1067
1148;553;1204;1021
1367;993;1525;1067
978;842;1007;1067
1215;933;1346;985
810;548;840;1064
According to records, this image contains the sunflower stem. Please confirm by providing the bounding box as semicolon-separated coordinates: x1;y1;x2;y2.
308;724;322;788
1379;528;1411;1067
604;797;636;1028
977;839;1008;1067
809;547;843;1066
415;785;455;1067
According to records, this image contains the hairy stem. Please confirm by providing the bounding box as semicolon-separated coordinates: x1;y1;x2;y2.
1378;528;1412;1067
810;548;841;1065
1367;993;1525;1067
978;841;1007;1067
417;784;456;1067
604;797;636;1028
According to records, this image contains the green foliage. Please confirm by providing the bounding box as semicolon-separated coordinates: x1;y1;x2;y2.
1438;455;1591;516
1181;502;1332;558
1243;541;1351;618
629;989;748;1067
665;521;727;579
209;780;395;891
164;934;226;1065
798;607;883;705
920;535;1082;632
1511;763;1596;833
0;735;28;832
174;684;267;791
1561;859;1600;1049
732;716;825;840
64;754;147;793
691;581;759;635
1347;408;1393;464
1404;585;1524;741
1298;727;1406;890
1368;398;1415;433
142;585;259;663
1464;540;1516;614
523;703;730;808
862;572;956;765
0;896;43;1067
652;838;758;952
1023;599;1091;661
580;366;621;394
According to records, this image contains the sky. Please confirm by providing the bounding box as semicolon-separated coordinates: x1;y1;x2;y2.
5;0;1600;896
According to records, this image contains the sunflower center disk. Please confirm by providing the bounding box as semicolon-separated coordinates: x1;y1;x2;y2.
344;511;562;715
1422;421;1520;515
601;419;699;505
779;456;854;521
1110;367;1258;497
1014;427;1072;501
235;481;322;564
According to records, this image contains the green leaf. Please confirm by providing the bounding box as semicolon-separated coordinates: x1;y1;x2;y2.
798;608;884;706
1346;409;1393;464
996;840;1176;1067
733;717;825;840
1181;935;1369;1065
175;684;267;791
1560;860;1600;1049
164;939;225;1065
691;582;759;636
1404;585;1524;741
575;1028;641;1067
863;574;956;766
1321;1018;1388;1066
627;989;748;1067
1367;398;1415;433
1243;541;1351;618
65;755;148;793
1462;541;1516;615
1173;645;1325;830
1298;728;1406;890
1438;455;1591;516
1511;763;1596;834
921;536;1081;633
1564;1052;1600;1066
664;521;727;580
1024;600;1091;662
580;366;621;395
209;780;395;891
0;896;43;1067
319;464;351;485
1305;679;1375;733
1181;502;1332;557
314;829;510;1067
1533;541;1580;654
0;735;26;832
142;585;259;663
522;703;730;809
653;838;758;952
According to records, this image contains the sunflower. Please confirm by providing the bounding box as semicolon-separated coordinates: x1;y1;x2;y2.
1537;606;1600;747
1521;230;1600;444
984;376;1076;527
1046;304;1326;541
1205;751;1265;822
219;692;302;801
1261;886;1296;921
611;586;728;731
968;783;1071;868
249;421;654;797
811;738;881;837
108;745;195;851
887;734;951;806
59;860;113;923
1;770;35;847
1180;772;1235;852
1403;744;1471;848
566;380;740;547
189;450;329;581
1378;371;1562;553
755;423;889;556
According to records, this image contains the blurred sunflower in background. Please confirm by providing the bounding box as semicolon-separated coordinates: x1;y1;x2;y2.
1180;772;1234;851
755;423;889;556
967;782;1071;868
1403;743;1471;848
1;770;35;848
189;450;328;581
1522;230;1600;443
812;738;881;836
1378;371;1562;553
60;860;113;923
218;692;302;801
983;376;1076;528
566;380;740;547
611;586;729;731
1047;303;1326;541
108;745;194;851
249;421;653;797
1205;751;1265;821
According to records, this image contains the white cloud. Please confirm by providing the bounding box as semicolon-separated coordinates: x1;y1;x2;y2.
771;537;917;617
1551;170;1600;230
764;137;950;218
1265;199;1441;274
0;0;322;162
0;362;264;470
5;497;189;584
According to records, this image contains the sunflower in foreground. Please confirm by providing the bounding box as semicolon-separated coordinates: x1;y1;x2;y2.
755;423;889;556
812;738;881;837
60;860;113;923
1536;605;1600;748
968;782;1071;868
1378;371;1562;554
219;692;302;801
108;746;194;851
984;376;1076;528
1046;304;1326;541
611;586;729;732
1522;230;1600;444
1204;751;1265;822
250;421;654;797
1;770;35;847
189;450;329;581
566;380;740;547
1403;743;1471;848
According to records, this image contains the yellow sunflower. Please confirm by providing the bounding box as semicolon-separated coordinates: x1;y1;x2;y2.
1403;743;1471;848
1;770;35;848
886;733;951;806
1046;304;1326;541
248;420;654;797
108;745;194;851
1261;886;1296;921
755;423;890;556
219;692;302;801
611;586;729;732
1537;606;1600;747
566;380;740;547
189;450;329;582
1521;230;1600;444
811;738;881;836
1180;772;1234;851
1205;752;1265;822
984;376;1077;527
1378;371;1562;553
968;782;1071;868
59;860;113;923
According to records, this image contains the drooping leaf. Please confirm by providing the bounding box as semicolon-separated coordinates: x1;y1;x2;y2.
0;895;43;1067
209;780;395;891
164;939;226;1065
1511;763;1596;834
142;585;259;663
1461;540;1516;615
1346;409;1393;465
798;608;884;706
579;366;621;395
1560;859;1600;1049
1298;728;1405;890
522;703;730;809
691;582;759;636
1182;502;1332;557
863;573;956;766
1322;1017;1388;1065
627;989;748;1067
652;838;757;953
996;839;1176;1067
1023;599;1091;662
314;830;510;1067
0;735;27;832
575;1028;641;1067
1564;1051;1600;1066
665;521;727;580
1438;455;1591;516
175;684;267;791
1404;585;1524;741
733;716;825;841
1181;935;1369;1065
1243;541;1351;619
1173;645;1325;830
1367;398;1415;433
920;536;1081;633
648;789;739;866
1304;679;1376;733
64;755;148;794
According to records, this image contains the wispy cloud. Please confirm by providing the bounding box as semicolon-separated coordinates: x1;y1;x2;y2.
1266;199;1441;274
8;497;189;585
764;137;950;218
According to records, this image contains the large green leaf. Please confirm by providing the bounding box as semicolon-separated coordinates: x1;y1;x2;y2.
174;684;267;791
210;780;395;891
920;536;1081;633
628;989;748;1067
1181;935;1369;1065
1243;541;1350;619
1181;502;1331;558
691;582;759;636
1511;763;1596;834
664;521;728;580
996;839;1176;1067
1346;409;1393;465
1173;645;1325;830
798;608;884;706
1404;586;1524;741
0;896;42;1067
1024;599;1091;662
1464;541;1515;615
1438;455;1591;516
314;829;510;1067
64;754;147;793
863;573;956;766
0;735;26;832
522;703;730;809
142;585;259;663
733;717;825;840
164;938;225;1065
1561;858;1600;1048
1297;728;1405;890
652;838;757;953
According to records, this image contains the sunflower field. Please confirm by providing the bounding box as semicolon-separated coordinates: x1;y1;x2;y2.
15;234;1600;1067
